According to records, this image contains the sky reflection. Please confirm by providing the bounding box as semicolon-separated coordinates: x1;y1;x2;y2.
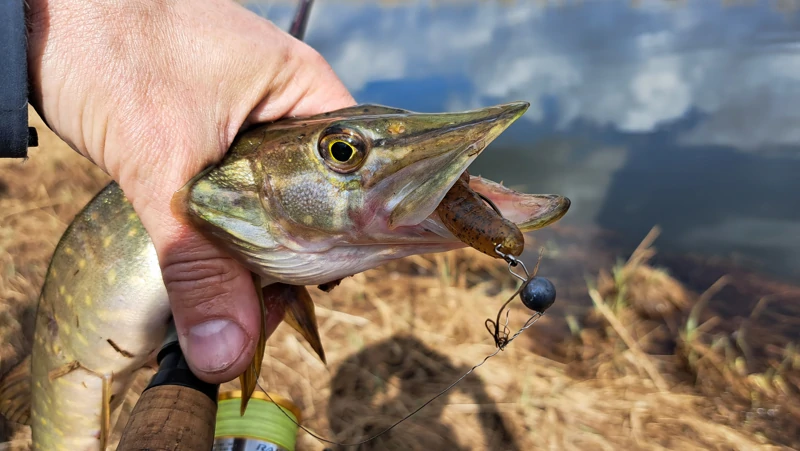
254;0;800;153
245;0;800;279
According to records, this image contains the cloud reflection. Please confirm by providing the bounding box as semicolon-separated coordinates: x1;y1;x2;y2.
249;0;800;154
244;0;800;279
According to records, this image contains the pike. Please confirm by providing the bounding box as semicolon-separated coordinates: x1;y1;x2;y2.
0;101;569;450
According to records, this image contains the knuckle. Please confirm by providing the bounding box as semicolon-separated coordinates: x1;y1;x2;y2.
302;46;328;68
162;256;242;309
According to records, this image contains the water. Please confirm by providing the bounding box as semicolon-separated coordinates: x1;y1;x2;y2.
246;0;800;282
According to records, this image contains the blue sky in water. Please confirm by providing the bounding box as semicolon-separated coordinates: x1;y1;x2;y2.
245;0;800;279
252;0;800;153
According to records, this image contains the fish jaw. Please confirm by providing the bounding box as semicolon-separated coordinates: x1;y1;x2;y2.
174;102;569;285
467;176;571;232
239;174;572;286
359;101;531;231
232;241;466;286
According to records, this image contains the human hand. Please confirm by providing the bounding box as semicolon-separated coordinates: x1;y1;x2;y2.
26;0;355;383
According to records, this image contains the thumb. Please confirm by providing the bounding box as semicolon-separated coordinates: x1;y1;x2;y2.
123;148;263;384
158;227;262;384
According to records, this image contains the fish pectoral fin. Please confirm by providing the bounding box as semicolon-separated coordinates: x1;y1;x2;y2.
0;355;31;425
237;281;327;415
239;272;269;416
100;373;112;451
281;285;327;365
48;360;82;381
39;359;114;448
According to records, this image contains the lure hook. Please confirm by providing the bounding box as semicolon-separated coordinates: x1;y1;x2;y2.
494;243;530;282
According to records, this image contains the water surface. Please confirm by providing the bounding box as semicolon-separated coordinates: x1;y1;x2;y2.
248;0;800;281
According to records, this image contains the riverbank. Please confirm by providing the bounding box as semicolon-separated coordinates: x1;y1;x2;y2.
1;110;797;450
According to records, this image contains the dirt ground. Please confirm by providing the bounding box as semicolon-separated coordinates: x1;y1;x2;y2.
1;109;799;450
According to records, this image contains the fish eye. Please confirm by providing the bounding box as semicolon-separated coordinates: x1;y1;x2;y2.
329;140;355;162
319;129;367;173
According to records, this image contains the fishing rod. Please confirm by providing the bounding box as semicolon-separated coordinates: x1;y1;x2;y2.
116;2;315;450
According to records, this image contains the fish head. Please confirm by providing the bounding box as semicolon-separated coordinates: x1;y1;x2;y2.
173;102;570;285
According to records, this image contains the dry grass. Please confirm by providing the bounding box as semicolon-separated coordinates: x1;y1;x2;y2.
2;109;799;450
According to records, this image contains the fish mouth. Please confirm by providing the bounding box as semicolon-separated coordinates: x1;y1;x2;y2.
385;175;571;248
365;101;569;246
466;176;571;232
376;101;532;230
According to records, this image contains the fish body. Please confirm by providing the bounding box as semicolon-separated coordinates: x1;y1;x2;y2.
30;185;169;451
3;102;569;450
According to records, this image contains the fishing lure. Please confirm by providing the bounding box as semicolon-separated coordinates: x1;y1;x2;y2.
435;171;525;259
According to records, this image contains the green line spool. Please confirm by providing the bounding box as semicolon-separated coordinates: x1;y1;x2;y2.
213;390;301;451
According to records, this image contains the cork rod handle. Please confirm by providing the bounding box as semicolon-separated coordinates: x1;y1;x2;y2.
118;320;220;451
117;384;217;451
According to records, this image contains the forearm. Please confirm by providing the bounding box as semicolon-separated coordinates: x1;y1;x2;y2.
0;0;34;158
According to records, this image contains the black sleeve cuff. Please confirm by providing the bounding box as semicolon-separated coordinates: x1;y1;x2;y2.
0;0;31;159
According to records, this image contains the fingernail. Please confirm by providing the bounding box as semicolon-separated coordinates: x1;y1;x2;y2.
187;319;247;373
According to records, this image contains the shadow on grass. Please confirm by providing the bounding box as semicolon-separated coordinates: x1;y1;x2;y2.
326;334;519;451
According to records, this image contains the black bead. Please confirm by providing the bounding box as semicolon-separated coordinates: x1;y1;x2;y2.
520;276;556;313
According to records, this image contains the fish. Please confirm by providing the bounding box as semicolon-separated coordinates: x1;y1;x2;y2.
0;101;570;450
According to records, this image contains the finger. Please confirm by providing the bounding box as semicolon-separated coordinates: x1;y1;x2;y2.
123;144;263;384
285;46;356;116
160;230;262;384
245;41;356;124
